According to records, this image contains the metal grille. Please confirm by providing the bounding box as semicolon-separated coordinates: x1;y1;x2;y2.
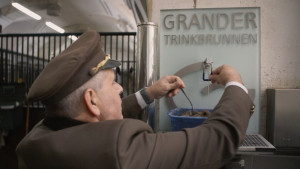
101;32;136;97
0;32;137;107
240;135;268;147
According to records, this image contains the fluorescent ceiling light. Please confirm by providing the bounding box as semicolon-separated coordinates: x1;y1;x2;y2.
68;35;78;41
45;21;65;33
12;2;41;20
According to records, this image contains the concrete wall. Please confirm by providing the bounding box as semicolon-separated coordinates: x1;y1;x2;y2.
150;0;300;136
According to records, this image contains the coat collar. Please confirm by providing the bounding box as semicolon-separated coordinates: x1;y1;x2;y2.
43;116;86;131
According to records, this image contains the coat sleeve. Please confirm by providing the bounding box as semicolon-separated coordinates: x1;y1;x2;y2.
178;85;254;169
122;94;143;119
116;85;254;169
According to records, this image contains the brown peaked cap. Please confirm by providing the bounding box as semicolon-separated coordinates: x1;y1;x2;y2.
27;30;121;104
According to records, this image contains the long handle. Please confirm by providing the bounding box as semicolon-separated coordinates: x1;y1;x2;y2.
180;88;194;112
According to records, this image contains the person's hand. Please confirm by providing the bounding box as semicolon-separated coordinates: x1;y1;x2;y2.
209;64;243;85
146;76;185;99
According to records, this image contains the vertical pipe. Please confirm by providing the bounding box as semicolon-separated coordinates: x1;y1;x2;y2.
43;35;45;68
109;35;113;59
21;36;24;85
132;36;136;92
16;36;19;82
59;35;62;54
5;37;8;82
127;35;130;95
48;35;51;61
11;35;14;82
0;36;3;83
121;35;124;89
64;35;67;50
136;22;158;125
69;35;72;48
53;36;56;59
115;35;119;82
31;36;34;85
37;36;40;78
26;37;29;86
104;35;107;52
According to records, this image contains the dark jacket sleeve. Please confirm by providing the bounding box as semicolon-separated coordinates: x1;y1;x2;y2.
122;94;143;119
178;85;254;169
117;85;254;169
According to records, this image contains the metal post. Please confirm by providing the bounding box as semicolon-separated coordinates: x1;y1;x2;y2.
136;22;158;126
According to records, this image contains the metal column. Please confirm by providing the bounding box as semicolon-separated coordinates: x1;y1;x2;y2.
136;22;158;126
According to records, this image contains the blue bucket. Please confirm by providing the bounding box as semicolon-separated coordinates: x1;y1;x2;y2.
168;108;212;131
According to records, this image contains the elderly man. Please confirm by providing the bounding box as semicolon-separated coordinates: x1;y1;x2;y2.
16;30;254;169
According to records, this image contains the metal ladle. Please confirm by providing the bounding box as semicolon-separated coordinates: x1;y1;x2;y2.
180;88;196;115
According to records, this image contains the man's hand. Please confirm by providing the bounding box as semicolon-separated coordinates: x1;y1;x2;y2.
209;64;243;85
146;76;185;99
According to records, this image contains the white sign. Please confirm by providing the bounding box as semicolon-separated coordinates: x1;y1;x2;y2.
159;7;260;133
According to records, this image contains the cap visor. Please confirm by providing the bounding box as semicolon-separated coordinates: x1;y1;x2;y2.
102;59;121;70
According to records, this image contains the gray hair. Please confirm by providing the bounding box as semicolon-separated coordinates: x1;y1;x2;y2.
46;70;108;118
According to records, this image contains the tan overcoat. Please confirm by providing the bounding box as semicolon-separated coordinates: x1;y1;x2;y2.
16;86;254;169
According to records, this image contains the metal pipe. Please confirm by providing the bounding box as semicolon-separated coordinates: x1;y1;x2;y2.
136;22;158;124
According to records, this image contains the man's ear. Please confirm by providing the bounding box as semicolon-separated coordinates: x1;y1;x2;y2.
83;88;101;117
